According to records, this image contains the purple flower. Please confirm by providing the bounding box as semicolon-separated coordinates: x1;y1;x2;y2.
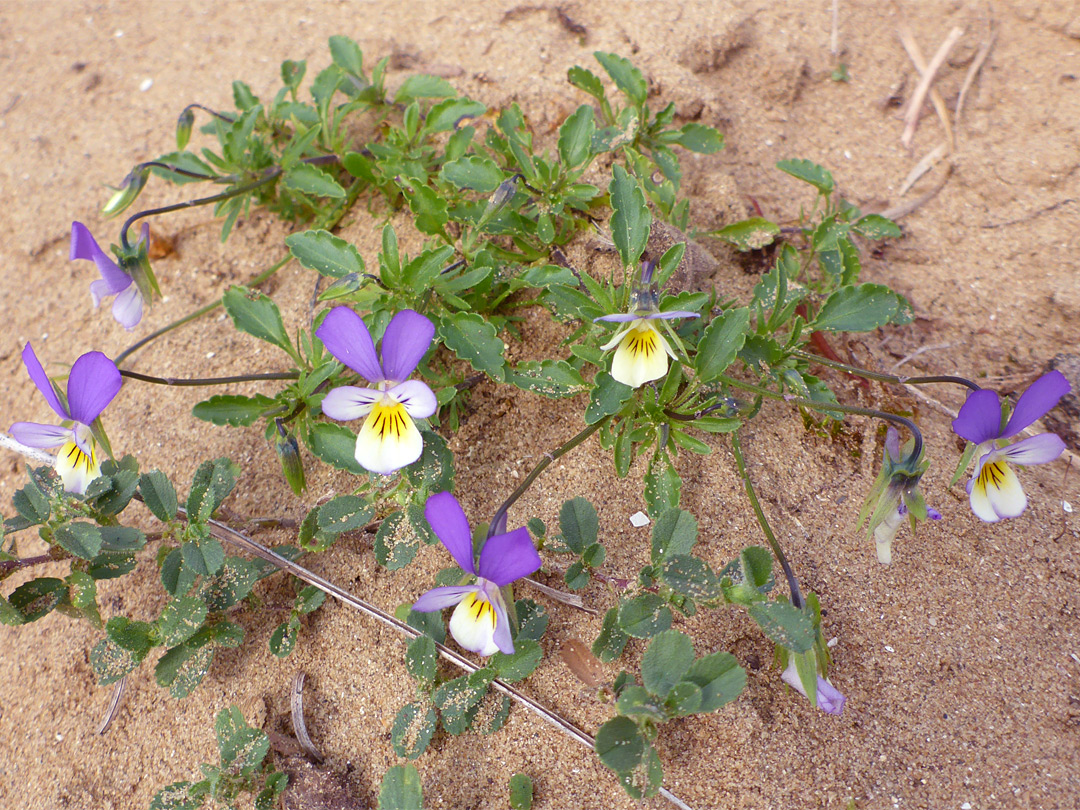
411;492;542;656
860;428;939;564
9;343;122;494
315;306;436;475
71;221;148;331
952;371;1070;522
782;658;846;716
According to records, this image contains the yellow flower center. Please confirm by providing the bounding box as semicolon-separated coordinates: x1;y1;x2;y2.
622;322;660;360
461;591;496;631
976;460;1008;492
366;400;411;441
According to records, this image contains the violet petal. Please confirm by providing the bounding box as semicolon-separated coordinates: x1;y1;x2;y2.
111;284;143;330
477;526;541;587
816;677;846;715
21;343;69;420
71;221;130;295
490;590;515;655
66;352;122;425
1001;370;1072;438
594;313;640;323
884;427;901;463
1002;432;1066;466
952;389;1002;444
647;310;700;320
412;585;475;612
321;386;381;422
315;306;384;382
379;309;435;382
424;492;477;575
8;422;73;449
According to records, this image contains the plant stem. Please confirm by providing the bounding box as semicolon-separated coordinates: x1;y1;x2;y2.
793;350;981;391
118;369;298;387
486;420;605;540
729;432;804;610
0;551;66;575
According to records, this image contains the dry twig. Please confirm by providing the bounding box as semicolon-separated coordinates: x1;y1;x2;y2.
955;28;997;133
899;26;963;149
290;672;324;762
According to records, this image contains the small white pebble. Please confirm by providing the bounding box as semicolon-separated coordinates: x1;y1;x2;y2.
629;511;650;528
114;29;123;37
139;78;153;92
827;637;838;648
1064;501;1073;513
884;645;895;653
961;803;972;810
844;149;853;159
55;733;63;742
206;351;215;359
764;138;774;147
1071;653;1080;664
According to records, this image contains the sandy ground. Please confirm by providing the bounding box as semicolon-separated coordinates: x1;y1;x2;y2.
1;1;1078;808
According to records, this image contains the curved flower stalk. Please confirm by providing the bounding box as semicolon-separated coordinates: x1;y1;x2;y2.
412;492;541;656
71;221;148;331
316;306;436;475
9;344;121;494
859;428;941;564
952;371;1070;522
594;264;697;388
781;656;846;716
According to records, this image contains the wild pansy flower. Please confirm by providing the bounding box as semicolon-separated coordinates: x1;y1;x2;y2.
952;371;1070;522
781;657;846;716
859;428;941;564
9;344;121;494
316;306;436;475
594;263;697;389
71;221;145;330
412;492;541;656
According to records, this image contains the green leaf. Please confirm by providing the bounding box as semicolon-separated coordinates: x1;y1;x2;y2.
644;451;681;517
665;680;703;716
269;616;300;658
509;773;534;810
405;433;455;494
660;554;720;602
90;637;145;685
401;245;455;290
306;422;364;474
161;548;197;597
65;570;101;626
713;218;780;251
594;52;647;106
328;35;363;75
106;616;158;654
813;284;900;332
618;593;672;638
747;601;816;652
285;229;365;278
282;163;346;198
181;535;225;578
199;557;260;610
558;105;596;168
139;470;178;522
12;478;50;525
682;651;746;712
853;213;902;239
54;522;103;560
438;311;506;381
696;307;750;381
0;595;25;627
216;705;270;772
222;286;293;354
193;394;276;427
608;164;651;268
669;122;724;153
515;599;549;642
641;629;695;698
650;508;697;562
374;510;422;570
615;684;666;722
317;495;373;534
391;702;437;760
280;59;306;91
559;497;598;554
439;154;504;193
157;596;208;647
592;606;630;662
378;764;424;810
595;716;644;772
8;577;66;622
155;640;215;699
491;638;542;682
294;585;326;615
424;97;486;133
776;158;834;194
405;635;437;687
394;74;457;102
740;546;773;590
433;669;493;735
505;360;588;399
567;65;606;103
585;371;633;425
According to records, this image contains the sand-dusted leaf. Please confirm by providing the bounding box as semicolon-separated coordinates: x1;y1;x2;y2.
586;371;633;425
434;669;494;735
644;451;681;517
505;360;587;399
405;433;455;494
374;510;421;570
90;637;145;685
853;213;902;239
181;535;225;578
660;554;720;602
139;470;178;522
682;651;746;712
378;764;424;810
515;599;548;642
391;702;437;760
618;593;672;638
593;606;630;662
747;601;815;652
199;557;260;611
406;635;437;687
269;616;300;658
713;218;780;251
595;716;645;773
285;229;365;278
216;705;270;773
317;495;372;534
491;638;542;683
641;629;695;699
9;577;67;622
156;640;215;699
615;685;666;722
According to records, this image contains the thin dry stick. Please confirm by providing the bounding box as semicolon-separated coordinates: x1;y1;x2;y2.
97;677;127;735
955;28;997;132
880;163;953;220
523;577;599;614
830;0;840;57
900;26;963;148
290;672;324;762
899;141;949;195
898;26;955;150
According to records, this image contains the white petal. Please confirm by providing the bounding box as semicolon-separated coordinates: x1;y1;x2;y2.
610;322;669;388
448;590;500;656
1003;433;1066;466
969;460;1027;522
321;386;381;422
390;380;437;419
353;401;423;474
54;440;101;495
599;322;635;351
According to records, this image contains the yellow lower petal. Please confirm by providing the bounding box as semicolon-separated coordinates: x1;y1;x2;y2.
354;400;423;474
55;440;101;495
448;591;500;656
970;459;1027;522
610;322;670;388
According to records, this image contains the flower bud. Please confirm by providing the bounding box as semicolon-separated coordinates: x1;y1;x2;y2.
275;420;306;495
102;165;150;219
318;272;362;301
176;107;195;149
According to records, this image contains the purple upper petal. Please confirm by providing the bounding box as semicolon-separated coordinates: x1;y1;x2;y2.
425;492;476;575
21;343;68;420
952;389;1002;445
646;310;700;320
66;351;122;425
1002;432;1066;466
594;313;640;323
8;422;74;449
477;526;541;587
1001;370;1071;438
816;677;846;715
315;306;384;382
379;310;435;382
71;221;131;296
412;584;475;612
